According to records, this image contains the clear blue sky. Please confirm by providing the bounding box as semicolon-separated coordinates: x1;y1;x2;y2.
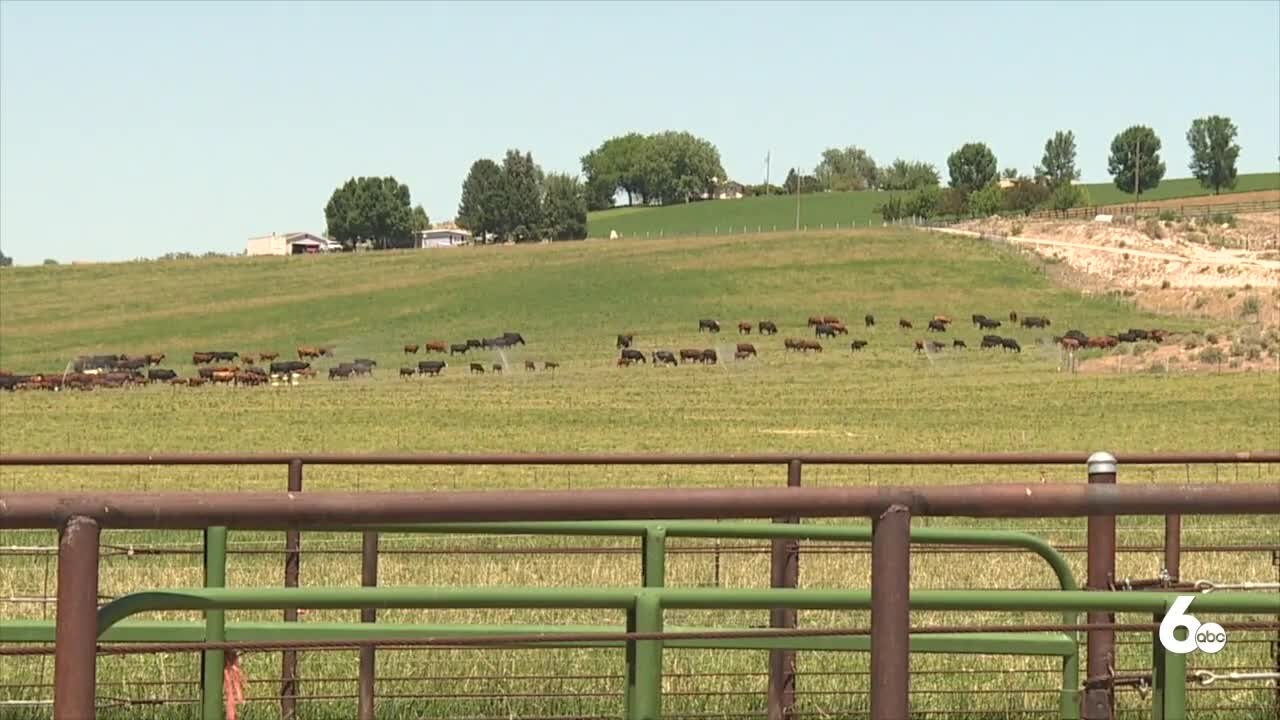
2;1;1277;264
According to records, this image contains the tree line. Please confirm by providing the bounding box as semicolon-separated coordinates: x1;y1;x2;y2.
875;115;1243;221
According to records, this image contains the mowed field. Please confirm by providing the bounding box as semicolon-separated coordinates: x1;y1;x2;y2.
1;229;1278;719
586;172;1280;239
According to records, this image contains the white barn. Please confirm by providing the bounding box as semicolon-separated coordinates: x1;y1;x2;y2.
246;232;333;256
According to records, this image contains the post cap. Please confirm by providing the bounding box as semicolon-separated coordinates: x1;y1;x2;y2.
1087;451;1117;475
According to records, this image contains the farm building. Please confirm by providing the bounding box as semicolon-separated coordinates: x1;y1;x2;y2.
415;228;472;248
245;232;334;256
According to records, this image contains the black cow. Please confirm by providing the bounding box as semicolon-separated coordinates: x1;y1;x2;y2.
211;351;239;361
928;341;946;352
115;357;148;371
1001;338;1022;353
352;361;375;376
977;317;1002;330
469;362;485;374
758;321;778;335
399;367;415;378
1127;329;1151;340
502;332;527;346
850;340;869;351
1021;316;1051;329
700;349;718;364
147;369;177;382
864;314;876;328
953;340;967;349
543;361;559;371
466;339;483;348
1117;331;1140;343
620;349;647;364
270;361;309;374
698;319;721;333
450;343;469;355
981;335;1004;349
972;314;989;327
418;360;446;376
815;323;839;338
354;358;377;367
1064;330;1089;345
492;363;503;373
654;351;678;366
329;365;354;380
617;334;634;349
927;319;948;332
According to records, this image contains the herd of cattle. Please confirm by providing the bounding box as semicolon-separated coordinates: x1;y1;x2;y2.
610;312;1173;366
0;314;1177;392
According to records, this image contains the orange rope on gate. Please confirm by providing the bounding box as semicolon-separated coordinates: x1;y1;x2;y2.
223;650;246;720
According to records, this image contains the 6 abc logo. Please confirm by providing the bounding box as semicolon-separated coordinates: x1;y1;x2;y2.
1158;595;1227;654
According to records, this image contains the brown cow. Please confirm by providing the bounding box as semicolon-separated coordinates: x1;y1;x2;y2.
738;322;752;335
736;343;757;357
807;316;824;326
525;360;537;371
734;350;753;360
145;353;166;366
211;370;237;384
425;341;447;353
1009;311;1018;322
679;348;703;362
1087;336;1119;349
914;340;926;353
404;344;419;354
242;356;255;365
259;352;279;362
801;340;823;353
828;322;849;335
820;315;841;325
932;315;953;325
617;357;634;367
899;319;913;329
298;346;323;360
193;352;215;365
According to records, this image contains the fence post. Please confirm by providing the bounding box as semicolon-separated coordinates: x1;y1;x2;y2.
630;591;664;720
54;515;99;720
641;527;667;588
1163;514;1181;583
282;459;303;720
768;460;801;720
202;526;228;720
358;531;379;720
1084;452;1117;720
870;503;911;720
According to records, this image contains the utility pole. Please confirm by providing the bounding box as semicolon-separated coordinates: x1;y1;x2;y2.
794;166;801;231
1133;135;1141;207
764;151;771;195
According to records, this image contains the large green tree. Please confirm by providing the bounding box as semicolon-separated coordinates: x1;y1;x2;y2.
783;168;822;194
581;131;723;207
410;205;430;233
879;159;939;191
1108;125;1165;199
947;143;998;194
1186;115;1240;194
0;249;11;267
457;159;504;243
814;146;878;191
500;149;545;242
323;176;417;250
542;173;588;241
581;132;647;209
1036;130;1080;187
1004;177;1052;215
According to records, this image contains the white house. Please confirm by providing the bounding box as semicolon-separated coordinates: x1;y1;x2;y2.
415;228;472;249
246;232;332;256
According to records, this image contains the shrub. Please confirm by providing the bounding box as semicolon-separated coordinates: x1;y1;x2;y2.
1145;362;1167;374
1206;332;1220;344
1199;347;1226;364
1228;359;1241;369
1225;289;1236;299
1133;341;1158;356
1183;336;1202;350
1246;346;1263;361
1010;222;1024;236
1160;279;1171;289
1157;209;1180;223
1143;220;1165;239
1192;296;1207;309
42;258;58;265
1240;296;1260;317
876;194;906;222
1228;343;1245;358
1209;212;1236;227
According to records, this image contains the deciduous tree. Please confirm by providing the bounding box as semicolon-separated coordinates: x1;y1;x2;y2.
1036;130;1081;187
879;159;940;191
542;173;588;241
323;176;417;250
1186;115;1240;194
457;159;504;243
814;146;879;191
947;143;998;194
1108;125;1165;199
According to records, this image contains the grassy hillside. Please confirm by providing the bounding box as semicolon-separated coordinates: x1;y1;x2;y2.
2;229;1278;719
587;172;1280;239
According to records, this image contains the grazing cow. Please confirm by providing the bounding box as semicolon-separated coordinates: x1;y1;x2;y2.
1064;330;1089;345
1149;329;1169;343
259;352;279;361
798;340;823;353
466;339;484;349
981;335;1004;349
1087;336;1119;349
758;321;778;335
298;346;323;359
242;355;256;365
492;363;503;373
932;315;953;325
270;361;309;374
193;352;216;365
654;351;678;366
235;371;267;386
977;317;1002;330
698;319;721;333
815;323;839;338
329;365;354;380
400;367;415;379
525;360;538;371
404;344;419;354
735;350;753;360
700;349;718;364
418;360;447;376
620;349;647;364
1009;311;1018;323
819;315;841;325
784;338;801;352
147;369;178;382
1060;338;1081;351
807;316;824;326
211;369;238;384
501;332;527;346
929;341;945;352
617;334;634;349
738;322;753;335
850;339;868;351
424;341;447;354
543;361;559;371
972;314;989;327
953;340;967;349
865;314;876;328
116;357;148;371
736;343;757;357
1116;331;1139;343
354;358;377;368
1021;316;1051;329
470;363;485;374
144;353;166;366
898;319;913;329
450;343;470;355
1127;329;1152;340
1001;338;1022;353
913;340;925;353
617;357;634;367
679;348;703;363
927;319;948;332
